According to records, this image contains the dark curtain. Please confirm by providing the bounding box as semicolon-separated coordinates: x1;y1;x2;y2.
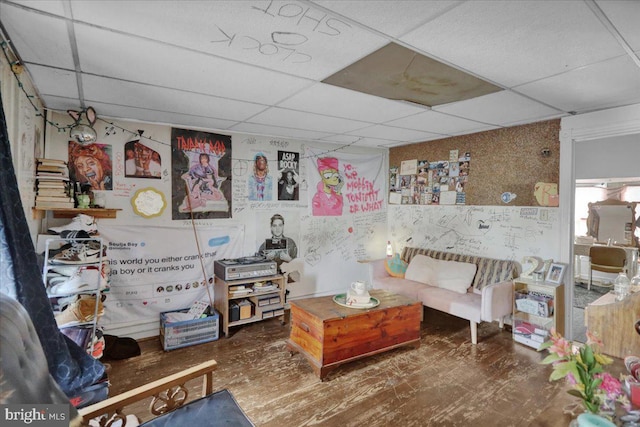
0;93;104;395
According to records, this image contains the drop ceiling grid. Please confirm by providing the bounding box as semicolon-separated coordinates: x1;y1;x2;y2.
27;64;79;99
399;0;627;88
1;4;74;69
515;55;640;112
433;91;563;126
72;24;312;106
385;110;497;135
246;107;372;134
228;121;333;141
276;83;427;123
595;0;640;51
69;0;390;81
81;74;268;123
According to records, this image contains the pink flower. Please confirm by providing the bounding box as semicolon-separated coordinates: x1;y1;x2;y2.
586;331;603;349
548;328;572;358
595;373;621;398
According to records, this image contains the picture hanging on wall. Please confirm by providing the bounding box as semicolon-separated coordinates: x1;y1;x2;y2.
124;140;162;178
68;141;113;191
277;151;299;201
171;128;232;219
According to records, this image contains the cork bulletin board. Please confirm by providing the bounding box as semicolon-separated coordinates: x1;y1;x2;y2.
389;119;560;206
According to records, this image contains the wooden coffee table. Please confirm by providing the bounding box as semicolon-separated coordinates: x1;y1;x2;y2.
286;289;422;380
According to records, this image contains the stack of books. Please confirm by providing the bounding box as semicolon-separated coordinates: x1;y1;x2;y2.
228;285;253;297
35;158;74;209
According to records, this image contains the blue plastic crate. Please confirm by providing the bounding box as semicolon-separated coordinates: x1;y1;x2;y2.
160;308;219;351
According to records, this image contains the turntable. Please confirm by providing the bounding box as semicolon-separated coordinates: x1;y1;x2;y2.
214;256;277;280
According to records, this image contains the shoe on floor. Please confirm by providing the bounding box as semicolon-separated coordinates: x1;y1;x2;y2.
48;214;98;235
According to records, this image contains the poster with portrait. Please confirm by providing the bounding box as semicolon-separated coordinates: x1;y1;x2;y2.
277;150;299;201
124;140;162;178
68;141;113;191
171;128;232;219
255;210;300;274
307;148;384;216
247;152;273;201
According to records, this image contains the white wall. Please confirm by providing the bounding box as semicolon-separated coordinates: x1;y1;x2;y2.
43;112;388;338
574;133;640;180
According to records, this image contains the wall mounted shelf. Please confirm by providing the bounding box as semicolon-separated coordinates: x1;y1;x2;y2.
32;208;122;220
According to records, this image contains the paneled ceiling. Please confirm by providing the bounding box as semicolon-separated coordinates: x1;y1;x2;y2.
1;0;639;147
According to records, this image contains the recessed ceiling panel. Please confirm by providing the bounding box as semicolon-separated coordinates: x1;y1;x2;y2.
515;55;640;113
70;0;388;80
322;43;502;107
82;75;267;122
434;91;563;126
0;3;74;68
73;24;311;106
40;95;83;112
278;83;427;123
15;0;66;17
401;0;626;88
311;0;464;38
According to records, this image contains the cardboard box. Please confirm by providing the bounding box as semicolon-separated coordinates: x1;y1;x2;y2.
238;299;253;320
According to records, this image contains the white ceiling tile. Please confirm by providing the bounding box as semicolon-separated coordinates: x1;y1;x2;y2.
515;55;640;113
248;107;370;133
346;124;440;142
0;3;74;68
319;134;361;144
82;75;268;122
278;83;426;122
311;1;463;38
401;0;626;87
70;0;388;80
14;0;67;17
386;110;491;135
73;24;311;106
40;95;83;113
596;0;640;51
26;64;78;99
89;102;239;132
230;122;332;141
434;91;563;126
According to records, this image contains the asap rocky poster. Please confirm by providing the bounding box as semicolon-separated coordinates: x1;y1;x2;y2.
171;128;232;219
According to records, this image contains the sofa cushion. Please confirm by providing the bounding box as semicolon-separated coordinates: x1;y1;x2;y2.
404;254;438;285
372;276;432;301
384;253;408;278
436;260;477;294
417;286;482;323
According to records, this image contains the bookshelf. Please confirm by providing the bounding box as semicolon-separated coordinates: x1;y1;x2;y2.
512;278;564;350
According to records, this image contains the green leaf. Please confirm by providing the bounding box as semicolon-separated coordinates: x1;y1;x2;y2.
549;361;577;381
567;389;585;399
540;353;563;365
538;341;553;351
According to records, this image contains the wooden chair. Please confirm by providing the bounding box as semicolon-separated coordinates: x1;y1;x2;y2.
588;246;627;291
0;293;254;427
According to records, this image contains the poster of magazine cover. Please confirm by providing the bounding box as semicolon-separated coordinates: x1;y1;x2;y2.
277;150;299;201
171;128;232;219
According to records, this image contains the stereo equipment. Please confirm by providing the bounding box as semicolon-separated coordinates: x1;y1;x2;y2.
214;256;277;281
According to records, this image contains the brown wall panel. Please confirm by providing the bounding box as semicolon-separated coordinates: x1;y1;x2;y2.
389;119;560;206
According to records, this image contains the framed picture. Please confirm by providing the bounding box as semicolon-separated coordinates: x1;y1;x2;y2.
545;262;566;284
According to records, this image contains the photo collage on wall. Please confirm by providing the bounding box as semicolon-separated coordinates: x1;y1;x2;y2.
389;150;470;205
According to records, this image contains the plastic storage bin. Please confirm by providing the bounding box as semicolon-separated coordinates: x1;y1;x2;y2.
160;308;219;351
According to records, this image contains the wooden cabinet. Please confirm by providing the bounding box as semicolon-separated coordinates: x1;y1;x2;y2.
513;278;564;350
214;274;286;337
585;291;640;359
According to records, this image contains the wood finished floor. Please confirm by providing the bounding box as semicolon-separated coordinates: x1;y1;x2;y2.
105;308;588;426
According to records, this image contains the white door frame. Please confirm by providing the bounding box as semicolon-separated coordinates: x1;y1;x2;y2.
559;103;640;340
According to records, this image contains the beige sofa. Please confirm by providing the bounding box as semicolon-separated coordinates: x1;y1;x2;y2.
368;247;516;344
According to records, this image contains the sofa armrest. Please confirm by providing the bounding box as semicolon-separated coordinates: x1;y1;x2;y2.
366;258;389;284
480;280;514;322
79;360;217;424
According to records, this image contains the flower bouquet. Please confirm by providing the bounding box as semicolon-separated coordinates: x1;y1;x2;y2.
539;328;630;418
